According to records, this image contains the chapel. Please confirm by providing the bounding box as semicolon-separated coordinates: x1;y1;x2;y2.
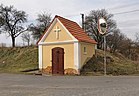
37;15;97;75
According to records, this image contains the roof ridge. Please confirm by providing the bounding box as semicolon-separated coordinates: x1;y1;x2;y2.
37;15;97;44
55;15;77;24
55;15;87;34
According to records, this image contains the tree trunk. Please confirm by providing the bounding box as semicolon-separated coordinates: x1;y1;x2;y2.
27;40;29;46
11;37;15;47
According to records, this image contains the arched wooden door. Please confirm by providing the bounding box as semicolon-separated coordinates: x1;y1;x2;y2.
52;47;64;75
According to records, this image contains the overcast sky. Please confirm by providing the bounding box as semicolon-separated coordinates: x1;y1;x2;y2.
0;0;139;46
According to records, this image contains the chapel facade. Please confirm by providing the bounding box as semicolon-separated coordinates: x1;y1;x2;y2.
37;15;97;75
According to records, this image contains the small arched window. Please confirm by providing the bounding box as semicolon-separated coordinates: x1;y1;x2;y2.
84;47;87;54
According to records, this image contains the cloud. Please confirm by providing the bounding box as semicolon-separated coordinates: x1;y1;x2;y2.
0;0;139;44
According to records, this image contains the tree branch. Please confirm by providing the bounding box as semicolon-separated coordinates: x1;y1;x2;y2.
14;28;27;38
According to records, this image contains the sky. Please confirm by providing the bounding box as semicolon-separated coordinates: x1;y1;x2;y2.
0;0;139;46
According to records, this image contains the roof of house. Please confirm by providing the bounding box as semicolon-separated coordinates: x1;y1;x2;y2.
37;15;97;44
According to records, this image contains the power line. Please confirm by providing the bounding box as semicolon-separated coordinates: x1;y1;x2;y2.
114;9;139;15
109;2;139;10
64;8;139;18
64;9;139;18
65;1;139;17
26;2;139;23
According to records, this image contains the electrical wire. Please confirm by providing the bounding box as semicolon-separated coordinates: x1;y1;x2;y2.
109;2;139;10
114;9;139;15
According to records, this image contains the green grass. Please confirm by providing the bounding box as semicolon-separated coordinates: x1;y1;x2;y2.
81;49;139;76
0;47;139;76
0;46;38;73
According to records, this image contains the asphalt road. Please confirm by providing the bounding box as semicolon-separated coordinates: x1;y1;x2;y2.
0;73;139;96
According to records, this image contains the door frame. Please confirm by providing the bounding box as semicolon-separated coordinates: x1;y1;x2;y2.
52;47;64;75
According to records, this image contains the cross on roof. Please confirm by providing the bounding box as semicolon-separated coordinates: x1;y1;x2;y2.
54;26;61;39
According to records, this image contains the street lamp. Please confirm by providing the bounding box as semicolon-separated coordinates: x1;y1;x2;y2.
98;17;107;76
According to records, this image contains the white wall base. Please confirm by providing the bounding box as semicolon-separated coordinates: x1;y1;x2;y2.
38;45;42;69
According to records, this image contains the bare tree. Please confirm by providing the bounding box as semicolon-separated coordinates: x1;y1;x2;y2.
135;32;139;43
107;29;125;53
118;37;138;60
21;32;31;46
135;32;139;55
0;4;27;47
29;12;51;40
107;30;138;60
85;9;117;49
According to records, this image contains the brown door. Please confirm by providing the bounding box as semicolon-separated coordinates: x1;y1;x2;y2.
52;47;64;75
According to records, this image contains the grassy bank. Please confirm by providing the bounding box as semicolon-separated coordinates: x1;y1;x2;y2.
81;49;139;76
0;47;138;75
0;46;38;73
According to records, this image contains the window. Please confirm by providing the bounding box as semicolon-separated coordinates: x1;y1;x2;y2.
84;47;87;54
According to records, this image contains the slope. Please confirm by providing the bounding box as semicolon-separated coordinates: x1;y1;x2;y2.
0;46;38;73
81;49;139;75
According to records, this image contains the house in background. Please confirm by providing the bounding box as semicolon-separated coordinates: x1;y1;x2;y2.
37;15;97;75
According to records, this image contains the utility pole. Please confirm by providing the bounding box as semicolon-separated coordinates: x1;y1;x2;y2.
104;36;107;76
97;17;107;76
81;14;85;31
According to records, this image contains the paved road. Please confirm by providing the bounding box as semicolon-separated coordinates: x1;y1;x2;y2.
0;74;139;96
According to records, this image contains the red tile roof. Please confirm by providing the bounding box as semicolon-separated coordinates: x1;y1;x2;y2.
37;15;97;44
